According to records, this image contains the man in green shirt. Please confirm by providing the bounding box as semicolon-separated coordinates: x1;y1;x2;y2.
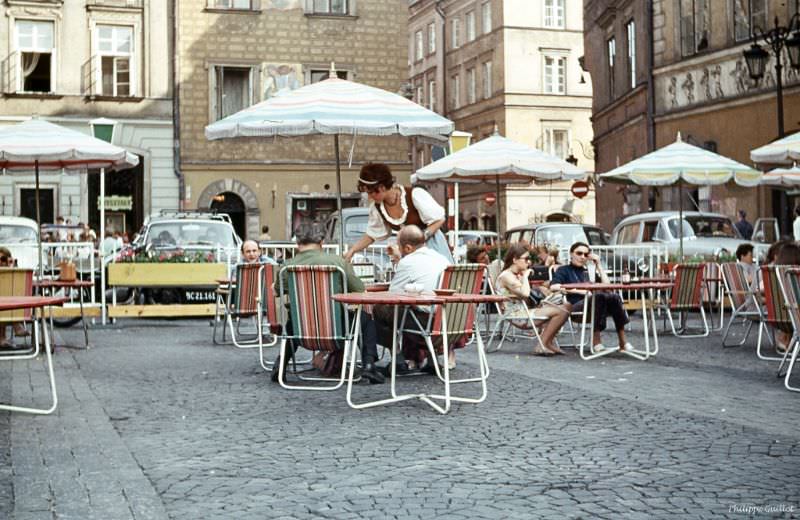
273;221;384;384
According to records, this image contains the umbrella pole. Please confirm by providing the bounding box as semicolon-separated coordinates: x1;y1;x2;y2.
678;180;684;259
334;135;344;253
496;175;502;261
100;167;106;325
35;160;43;280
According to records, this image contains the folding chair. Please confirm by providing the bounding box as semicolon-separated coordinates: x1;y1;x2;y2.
273;265;352;390
213;263;279;349
0;268;34;356
721;262;768;348
757;265;793;361
485;284;563;354
776;267;800;392
665;263;709;338
702;262;725;330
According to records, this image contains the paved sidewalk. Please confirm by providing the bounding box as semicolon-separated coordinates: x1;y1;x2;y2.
1;318;799;519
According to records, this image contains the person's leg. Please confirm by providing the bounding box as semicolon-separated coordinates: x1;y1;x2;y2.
373;304;409;373
538;304;570;354
605;293;630;347
592;293;610;349
356;310;384;384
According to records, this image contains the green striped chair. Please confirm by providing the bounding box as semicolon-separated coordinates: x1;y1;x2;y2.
400;264;489;405
274;264;351;390
776;267;800;392
666;263;709;338
758;265;793;361
721;262;767;348
213;263;278;349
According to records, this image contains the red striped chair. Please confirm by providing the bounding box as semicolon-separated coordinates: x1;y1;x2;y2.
776;267;800;392
721;262;767;348
400;264;489;406
666;263;709;337
758;265;793;361
213;263;278;349
274;264;351;390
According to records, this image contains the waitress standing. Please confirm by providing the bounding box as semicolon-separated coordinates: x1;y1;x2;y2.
344;163;453;263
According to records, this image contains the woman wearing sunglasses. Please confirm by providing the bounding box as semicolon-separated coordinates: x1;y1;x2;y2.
550;242;631;354
0;247;30;350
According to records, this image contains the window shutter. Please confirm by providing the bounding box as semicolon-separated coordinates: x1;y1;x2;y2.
304;0;313;13
348;0;356;16
210;66;219;122
251;0;261;10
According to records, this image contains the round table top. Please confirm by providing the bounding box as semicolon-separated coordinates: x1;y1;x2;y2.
0;296;69;311
560;281;674;291
333;291;507;305
34;279;94;288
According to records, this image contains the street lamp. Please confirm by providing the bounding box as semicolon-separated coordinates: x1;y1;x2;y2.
742;12;800;137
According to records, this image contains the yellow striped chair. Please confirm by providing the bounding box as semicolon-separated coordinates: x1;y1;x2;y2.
666;263;709;338
274;264;351;390
776;267;800;392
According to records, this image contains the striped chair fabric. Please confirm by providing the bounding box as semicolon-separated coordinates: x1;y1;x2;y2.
230;263;278;328
283;265;347;352
761;265;792;331
0;268;33;322
778;268;800;391
670;263;705;311
720;262;753;310
429;264;485;347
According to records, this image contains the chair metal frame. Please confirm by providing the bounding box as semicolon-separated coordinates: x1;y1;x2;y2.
271;264;352;391
757;265;794;361
720;262;769;348
213;263;279;350
665;263;709;338
776;267;800;392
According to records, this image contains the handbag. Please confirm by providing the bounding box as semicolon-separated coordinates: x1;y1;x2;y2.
542;291;565;306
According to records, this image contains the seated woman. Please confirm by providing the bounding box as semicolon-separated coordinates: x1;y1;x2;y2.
495;244;570;356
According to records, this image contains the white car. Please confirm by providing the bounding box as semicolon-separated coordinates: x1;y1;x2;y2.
0;216;39;269
447;230;498;262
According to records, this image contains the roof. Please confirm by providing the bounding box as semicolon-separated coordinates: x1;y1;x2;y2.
0;216;39;228
505;222;602;232
616;211;729;222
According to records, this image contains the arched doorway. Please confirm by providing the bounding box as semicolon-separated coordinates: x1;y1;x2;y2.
210;192;246;239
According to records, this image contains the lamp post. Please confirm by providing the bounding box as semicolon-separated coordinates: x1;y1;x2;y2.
742;12;800;138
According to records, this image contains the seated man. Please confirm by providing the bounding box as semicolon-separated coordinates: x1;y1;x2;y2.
373;225;450;373
241;240;277;265
735;243;757;289
272;221;384;384
550;242;631;354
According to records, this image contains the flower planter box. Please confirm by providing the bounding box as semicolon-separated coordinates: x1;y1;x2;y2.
108;262;227;287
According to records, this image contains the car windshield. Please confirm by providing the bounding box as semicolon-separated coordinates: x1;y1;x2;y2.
686;216;739;238
147;221;236;248
666;218;696;239
0;225;38;243
535;225;607;249
345;215;369;238
458;233;495;247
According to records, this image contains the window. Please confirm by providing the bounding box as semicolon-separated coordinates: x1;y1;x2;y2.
308;68;348;83
467;68;476;104
211;65;254;121
616;223;640;244
415;30;423;61
607;37;616;97
428;79;436;110
626;20;636;89
481;2;491;34
209;0;260;9
96;25;134;97
543;55;566;95
452;74;460;109
544;0;565;28
543;128;569;158
451;18;460;48
309;0;348;15
734;0;766;42
482;60;492;99
680;0;709;56
466;11;476;41
416;84;423;105
427;23;436;54
14;20;54;93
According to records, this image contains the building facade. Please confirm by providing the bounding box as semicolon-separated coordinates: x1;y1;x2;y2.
586;0;800;234
0;0;176;236
409;0;595;232
176;0;412;240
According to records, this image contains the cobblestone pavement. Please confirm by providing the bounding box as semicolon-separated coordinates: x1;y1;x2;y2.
1;316;799;519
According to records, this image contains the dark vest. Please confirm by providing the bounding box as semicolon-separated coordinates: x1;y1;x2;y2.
377;186;424;231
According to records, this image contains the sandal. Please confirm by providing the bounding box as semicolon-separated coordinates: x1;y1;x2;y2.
532;345;553;357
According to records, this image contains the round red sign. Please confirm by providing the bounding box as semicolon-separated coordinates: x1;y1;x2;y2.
484;193;497;205
571;181;590;199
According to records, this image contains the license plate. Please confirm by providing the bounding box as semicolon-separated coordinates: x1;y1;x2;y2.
184;290;215;303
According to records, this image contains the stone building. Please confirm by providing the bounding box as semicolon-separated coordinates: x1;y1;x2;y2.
409;0;595;232
0;0;176;236
176;0;411;240
586;0;800;233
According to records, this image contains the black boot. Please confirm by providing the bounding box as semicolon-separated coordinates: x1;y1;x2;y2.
361;362;385;384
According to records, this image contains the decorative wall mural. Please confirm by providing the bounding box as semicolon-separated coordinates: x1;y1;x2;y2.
262;64;303;100
682;72;695;104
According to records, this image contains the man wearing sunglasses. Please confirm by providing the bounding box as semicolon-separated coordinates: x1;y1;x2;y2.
550;242;631;354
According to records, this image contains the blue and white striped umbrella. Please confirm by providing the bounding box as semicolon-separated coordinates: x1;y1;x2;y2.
205;76;453;142
414;133;587;183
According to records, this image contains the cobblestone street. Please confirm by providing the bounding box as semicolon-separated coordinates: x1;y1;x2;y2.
1;318;799;519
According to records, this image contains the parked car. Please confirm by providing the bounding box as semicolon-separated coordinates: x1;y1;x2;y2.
324;207;392;280
447;230;498;262
0;216;39;269
611;211;753;258
504;222;609;251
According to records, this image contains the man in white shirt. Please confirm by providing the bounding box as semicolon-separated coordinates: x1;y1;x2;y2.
374;225;449;373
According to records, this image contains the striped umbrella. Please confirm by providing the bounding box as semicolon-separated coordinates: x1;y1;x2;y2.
415;132;587;256
750;132;800;165
0;119;138;279
599;133;761;256
759;165;800;186
205;70;454;247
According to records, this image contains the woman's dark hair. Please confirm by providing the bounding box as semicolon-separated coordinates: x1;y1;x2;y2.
735;243;754;261
466;244;486;263
775;242;800;266
357;163;394;192
569;241;590;253
765;239;792;264
502;243;529;271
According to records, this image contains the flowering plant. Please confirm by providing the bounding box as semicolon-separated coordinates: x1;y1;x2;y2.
116;248;217;263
